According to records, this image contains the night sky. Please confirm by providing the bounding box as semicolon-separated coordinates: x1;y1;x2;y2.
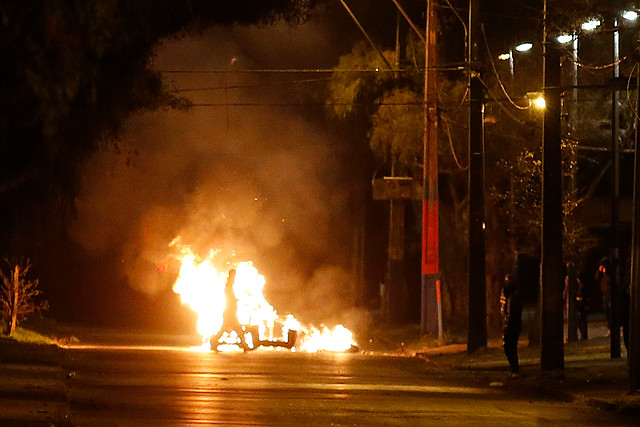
39;1;403;333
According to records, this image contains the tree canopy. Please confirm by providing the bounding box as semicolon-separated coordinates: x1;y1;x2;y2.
325;0;629;327
0;0;321;254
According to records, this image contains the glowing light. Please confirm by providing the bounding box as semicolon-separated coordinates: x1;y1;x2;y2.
557;34;573;44
526;92;545;110
534;97;546;109
515;43;533;52
170;240;356;353
498;53;511;61
581;19;601;31
623;10;638;21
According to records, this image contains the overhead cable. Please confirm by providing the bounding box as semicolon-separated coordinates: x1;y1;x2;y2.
337;0;394;70
481;25;529;110
476;76;528;124
159;66;466;74
389;0;425;43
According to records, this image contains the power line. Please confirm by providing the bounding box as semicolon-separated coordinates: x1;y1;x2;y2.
337;0;393;70
159;66;466;74
190;101;427;107
161;68;389;73
172;77;333;93
481;24;530;110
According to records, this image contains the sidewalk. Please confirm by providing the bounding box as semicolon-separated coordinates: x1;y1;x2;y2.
397;322;640;419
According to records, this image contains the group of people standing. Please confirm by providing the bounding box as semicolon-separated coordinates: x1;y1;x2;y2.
500;257;631;377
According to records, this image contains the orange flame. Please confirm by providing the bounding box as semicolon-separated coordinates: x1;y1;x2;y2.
171;241;356;353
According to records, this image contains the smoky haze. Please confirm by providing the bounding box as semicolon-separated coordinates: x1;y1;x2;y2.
68;20;373;332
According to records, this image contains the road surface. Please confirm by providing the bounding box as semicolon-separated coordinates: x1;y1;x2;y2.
60;344;634;426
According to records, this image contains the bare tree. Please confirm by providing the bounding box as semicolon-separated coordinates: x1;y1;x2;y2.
1;259;48;336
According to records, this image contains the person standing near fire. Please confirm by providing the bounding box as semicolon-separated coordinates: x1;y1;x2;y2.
595;259;612;336
210;269;248;351
501;274;522;377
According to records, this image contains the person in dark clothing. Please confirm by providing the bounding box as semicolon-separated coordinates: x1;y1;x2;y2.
575;275;588;340
501;274;523;377
210;269;248;351
564;264;588;341
595;260;612;335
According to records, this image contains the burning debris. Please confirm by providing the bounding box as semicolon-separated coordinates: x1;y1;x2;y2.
170;241;356;353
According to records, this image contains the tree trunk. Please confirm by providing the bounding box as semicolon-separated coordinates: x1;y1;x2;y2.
8;266;19;335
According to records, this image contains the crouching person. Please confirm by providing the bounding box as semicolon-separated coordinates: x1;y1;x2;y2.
501;274;522;377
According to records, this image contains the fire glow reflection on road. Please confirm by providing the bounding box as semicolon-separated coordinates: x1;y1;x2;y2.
58;343;492;396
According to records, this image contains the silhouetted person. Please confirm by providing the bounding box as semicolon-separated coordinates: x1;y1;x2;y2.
576;275;588;340
564;263;588;341
595;259;612;335
501;274;522;377
210;269;247;351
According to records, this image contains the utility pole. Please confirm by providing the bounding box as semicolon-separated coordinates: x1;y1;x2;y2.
609;15;622;359
629;70;640;392
421;0;441;337
386;193;406;325
565;33;579;344
467;0;487;353
540;0;564;371
384;9;409;326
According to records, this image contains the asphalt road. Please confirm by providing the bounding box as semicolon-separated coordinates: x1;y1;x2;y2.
59;344;634;426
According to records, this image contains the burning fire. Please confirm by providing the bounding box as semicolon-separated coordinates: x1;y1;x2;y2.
171;243;356;353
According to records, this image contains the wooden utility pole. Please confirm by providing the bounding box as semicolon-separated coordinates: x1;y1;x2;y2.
374;178;421;324
467;0;487;353
421;0;441;337
386;196;406;325
540;0;564;371
629;71;640;391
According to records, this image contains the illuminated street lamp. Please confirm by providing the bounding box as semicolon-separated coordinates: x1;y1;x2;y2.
623;10;638;21
581;19;601;31
515;42;533;52
557;34;573;44
533;96;546;109
498;42;534;79
526;92;545;109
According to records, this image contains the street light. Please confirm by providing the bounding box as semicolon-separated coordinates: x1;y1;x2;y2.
533;96;546;109
515;42;533;52
526;92;546;109
557;34;573;44
581;19;601;31
498;42;534;79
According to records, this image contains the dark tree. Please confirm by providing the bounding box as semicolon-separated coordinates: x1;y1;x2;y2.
1;258;48;336
0;0;321;255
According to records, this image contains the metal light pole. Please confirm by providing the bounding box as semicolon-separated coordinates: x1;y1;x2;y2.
467;0;487;353
565;32;579;343
570;32;579;195
609;15;622;359
629;68;640;392
540;0;564;371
